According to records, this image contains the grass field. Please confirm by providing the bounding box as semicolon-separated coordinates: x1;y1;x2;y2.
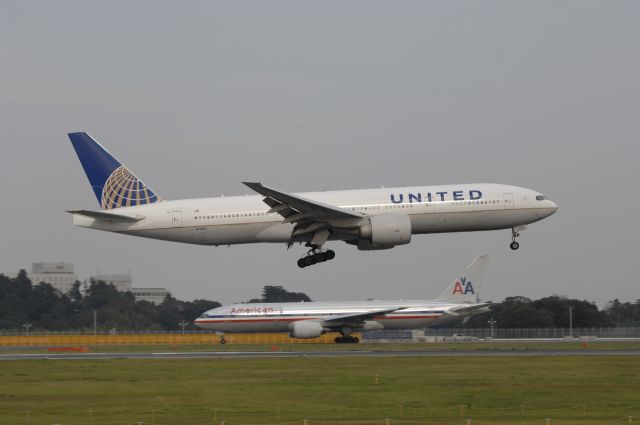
1;355;639;425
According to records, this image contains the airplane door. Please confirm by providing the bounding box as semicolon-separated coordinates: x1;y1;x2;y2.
503;193;514;209
171;211;183;227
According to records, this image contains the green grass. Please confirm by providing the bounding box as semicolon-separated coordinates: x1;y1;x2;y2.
1;356;639;425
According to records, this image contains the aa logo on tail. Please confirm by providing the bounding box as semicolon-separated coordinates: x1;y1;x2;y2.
453;277;475;295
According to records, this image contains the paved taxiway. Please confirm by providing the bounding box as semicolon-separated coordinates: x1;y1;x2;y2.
1;349;639;360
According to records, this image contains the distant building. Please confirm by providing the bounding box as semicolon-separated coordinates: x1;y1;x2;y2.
3;264;170;303
5;262;78;294
131;288;170;305
93;273;132;292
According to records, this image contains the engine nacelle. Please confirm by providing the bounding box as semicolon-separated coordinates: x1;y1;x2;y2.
356;213;412;250
289;320;324;339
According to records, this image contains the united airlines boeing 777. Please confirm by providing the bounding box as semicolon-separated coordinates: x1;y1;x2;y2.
67;133;557;267
195;256;491;343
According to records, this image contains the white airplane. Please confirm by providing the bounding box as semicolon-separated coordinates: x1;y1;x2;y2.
67;132;557;267
195;255;491;343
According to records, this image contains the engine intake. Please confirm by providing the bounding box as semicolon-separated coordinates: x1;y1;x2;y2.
357;213;412;250
289;320;324;339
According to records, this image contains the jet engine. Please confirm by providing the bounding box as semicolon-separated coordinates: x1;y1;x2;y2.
354;213;412;250
289;320;324;339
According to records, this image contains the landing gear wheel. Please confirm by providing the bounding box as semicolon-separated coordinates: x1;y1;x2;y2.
509;227;523;251
334;335;359;343
297;249;336;268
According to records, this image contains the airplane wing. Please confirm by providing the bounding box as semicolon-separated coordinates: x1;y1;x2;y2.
243;182;363;223
320;307;404;325
67;209;143;223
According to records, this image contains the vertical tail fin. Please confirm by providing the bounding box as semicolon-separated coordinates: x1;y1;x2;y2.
436;255;490;304
68;132;161;210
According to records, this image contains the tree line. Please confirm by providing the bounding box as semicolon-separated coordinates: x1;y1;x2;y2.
0;272;310;332
1;271;639;332
445;295;640;329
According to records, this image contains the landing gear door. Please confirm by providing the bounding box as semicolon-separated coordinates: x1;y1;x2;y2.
171;211;183;227
503;193;514;209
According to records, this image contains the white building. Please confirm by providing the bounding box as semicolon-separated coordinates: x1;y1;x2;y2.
131;288;170;305
5;262;78;294
4;264;170;303
92;273;132;292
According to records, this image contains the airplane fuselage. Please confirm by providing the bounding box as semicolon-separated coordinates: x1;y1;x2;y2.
71;183;557;247
195;299;481;334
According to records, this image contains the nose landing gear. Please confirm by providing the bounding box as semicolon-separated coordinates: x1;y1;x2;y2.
509;226;526;250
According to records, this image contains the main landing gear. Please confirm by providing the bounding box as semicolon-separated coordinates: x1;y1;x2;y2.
334;335;359;344
297;249;336;268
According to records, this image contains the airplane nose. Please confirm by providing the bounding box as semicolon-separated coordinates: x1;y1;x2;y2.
545;200;558;216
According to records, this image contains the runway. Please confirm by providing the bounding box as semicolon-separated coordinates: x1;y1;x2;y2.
1;349;639;360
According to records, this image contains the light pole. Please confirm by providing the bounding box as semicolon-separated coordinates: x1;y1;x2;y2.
487;318;496;339
23;322;32;336
179;321;188;334
93;310;97;335
569;306;573;338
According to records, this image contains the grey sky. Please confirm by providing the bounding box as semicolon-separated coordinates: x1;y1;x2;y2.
1;1;639;306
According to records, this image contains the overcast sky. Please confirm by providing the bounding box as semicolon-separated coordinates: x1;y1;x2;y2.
1;1;639;306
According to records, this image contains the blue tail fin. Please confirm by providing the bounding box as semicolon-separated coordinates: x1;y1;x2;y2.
68;132;161;210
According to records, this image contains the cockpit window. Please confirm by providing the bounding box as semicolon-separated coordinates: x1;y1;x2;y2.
536;195;545;201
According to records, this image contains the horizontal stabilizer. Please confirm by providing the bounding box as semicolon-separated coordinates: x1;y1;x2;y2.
67;209;143;223
449;303;492;315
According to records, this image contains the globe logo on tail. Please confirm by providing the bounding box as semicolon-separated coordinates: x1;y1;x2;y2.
101;166;160;210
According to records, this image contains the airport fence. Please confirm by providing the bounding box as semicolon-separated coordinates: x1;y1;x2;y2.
1;327;639;346
421;327;640;339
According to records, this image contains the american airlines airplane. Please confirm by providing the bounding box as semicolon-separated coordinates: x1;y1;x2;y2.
195;256;491;343
67;132;557;267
